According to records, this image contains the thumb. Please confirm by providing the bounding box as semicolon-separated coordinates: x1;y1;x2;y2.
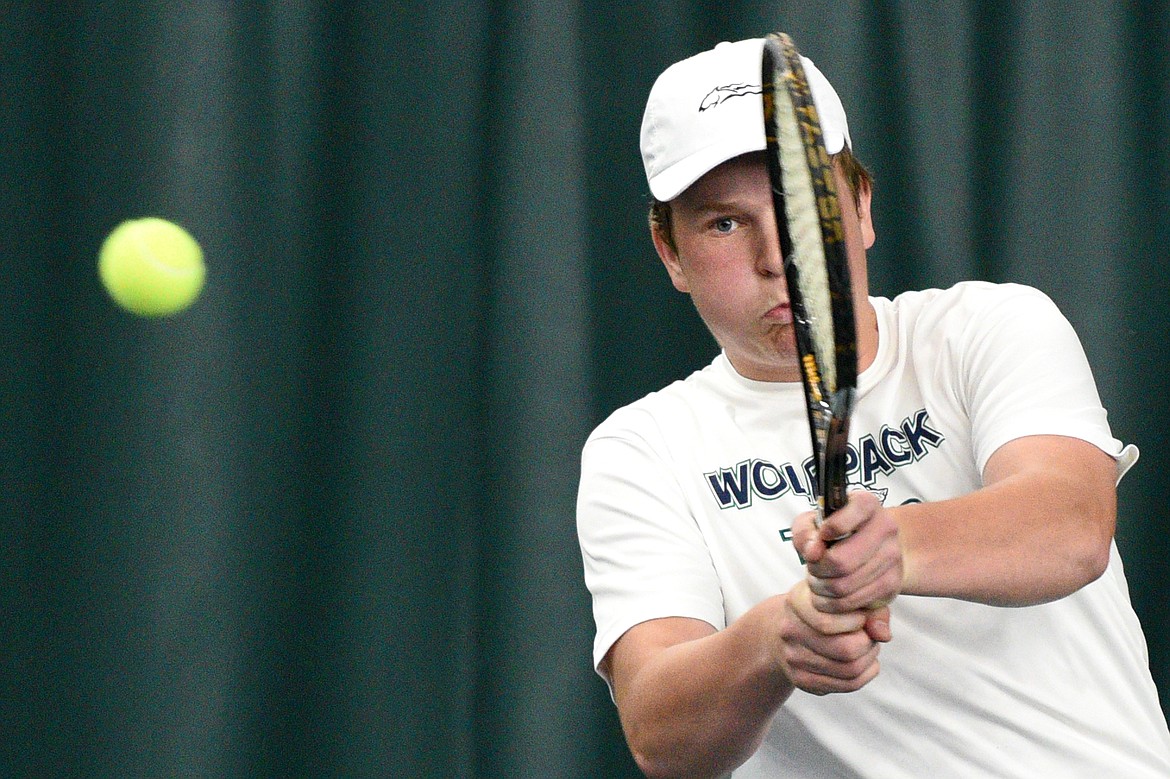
791;510;825;563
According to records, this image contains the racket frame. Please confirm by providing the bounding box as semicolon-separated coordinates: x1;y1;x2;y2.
761;32;858;521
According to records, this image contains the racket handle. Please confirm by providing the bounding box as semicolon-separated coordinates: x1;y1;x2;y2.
821;388;855;516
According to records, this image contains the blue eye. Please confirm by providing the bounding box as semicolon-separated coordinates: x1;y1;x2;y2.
714;217;737;234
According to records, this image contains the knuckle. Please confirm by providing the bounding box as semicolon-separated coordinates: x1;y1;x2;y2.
831;633;872;661
809;574;848;599
807;609;842;634
811;593;846;614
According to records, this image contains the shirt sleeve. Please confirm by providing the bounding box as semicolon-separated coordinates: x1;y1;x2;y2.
939;283;1138;480
576;408;727;676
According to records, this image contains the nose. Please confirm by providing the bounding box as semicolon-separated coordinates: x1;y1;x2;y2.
757;215;786;278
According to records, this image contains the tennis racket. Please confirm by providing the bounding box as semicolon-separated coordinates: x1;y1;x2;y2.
761;32;857;524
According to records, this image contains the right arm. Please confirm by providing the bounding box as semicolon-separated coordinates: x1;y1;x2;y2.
603;493;898;779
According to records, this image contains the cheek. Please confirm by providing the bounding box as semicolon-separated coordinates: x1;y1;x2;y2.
687;268;750;326
671;234;763;322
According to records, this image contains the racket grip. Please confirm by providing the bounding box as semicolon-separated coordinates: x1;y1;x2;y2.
821;387;855;516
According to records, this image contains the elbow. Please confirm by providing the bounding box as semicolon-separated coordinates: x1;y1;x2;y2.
626;730;754;779
629;742;684;779
620;717;671;779
632;751;673;779
1065;509;1115;594
625;727;735;779
1065;478;1117;592
625;731;694;779
1083;498;1117;581
1077;532;1112;586
1015;511;1114;607
631;752;721;779
1083;458;1120;584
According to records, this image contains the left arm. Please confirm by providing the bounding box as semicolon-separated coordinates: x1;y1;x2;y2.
798;434;1118;612
893;434;1117;606
801;287;1123;610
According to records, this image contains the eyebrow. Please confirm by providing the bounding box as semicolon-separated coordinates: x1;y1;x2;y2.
675;195;760;221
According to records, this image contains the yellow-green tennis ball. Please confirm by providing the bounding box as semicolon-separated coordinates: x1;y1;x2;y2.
98;217;205;317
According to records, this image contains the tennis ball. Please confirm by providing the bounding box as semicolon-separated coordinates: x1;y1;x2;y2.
98;217;206;317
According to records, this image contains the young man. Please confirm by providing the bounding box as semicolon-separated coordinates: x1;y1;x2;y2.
577;37;1170;778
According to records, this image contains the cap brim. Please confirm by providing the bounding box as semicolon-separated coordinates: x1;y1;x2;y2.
648;135;765;202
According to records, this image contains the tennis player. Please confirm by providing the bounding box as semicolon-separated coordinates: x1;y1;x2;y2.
577;37;1170;778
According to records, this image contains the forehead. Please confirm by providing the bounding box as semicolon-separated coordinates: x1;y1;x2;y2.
673;151;770;210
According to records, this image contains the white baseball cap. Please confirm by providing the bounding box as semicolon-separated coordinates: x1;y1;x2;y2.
640;37;852;202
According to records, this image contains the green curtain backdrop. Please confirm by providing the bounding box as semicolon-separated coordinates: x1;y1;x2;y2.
4;2;1167;776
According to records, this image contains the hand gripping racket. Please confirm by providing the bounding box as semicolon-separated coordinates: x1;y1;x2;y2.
762;32;857;523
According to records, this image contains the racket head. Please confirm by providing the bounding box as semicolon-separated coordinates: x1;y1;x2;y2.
762;32;858;518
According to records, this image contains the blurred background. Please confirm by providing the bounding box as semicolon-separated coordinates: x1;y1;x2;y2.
3;2;1167;776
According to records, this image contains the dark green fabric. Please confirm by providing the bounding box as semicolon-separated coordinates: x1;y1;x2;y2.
4;3;1167;776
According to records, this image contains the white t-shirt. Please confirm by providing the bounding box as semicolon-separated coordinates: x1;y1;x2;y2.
577;281;1170;777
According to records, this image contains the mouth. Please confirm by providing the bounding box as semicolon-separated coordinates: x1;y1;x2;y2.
764;302;793;325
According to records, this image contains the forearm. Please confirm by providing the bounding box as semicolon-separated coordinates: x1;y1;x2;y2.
896;438;1117;606
612;604;794;779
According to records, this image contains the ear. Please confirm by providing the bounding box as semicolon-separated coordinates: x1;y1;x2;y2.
652;224;690;293
856;180;876;250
